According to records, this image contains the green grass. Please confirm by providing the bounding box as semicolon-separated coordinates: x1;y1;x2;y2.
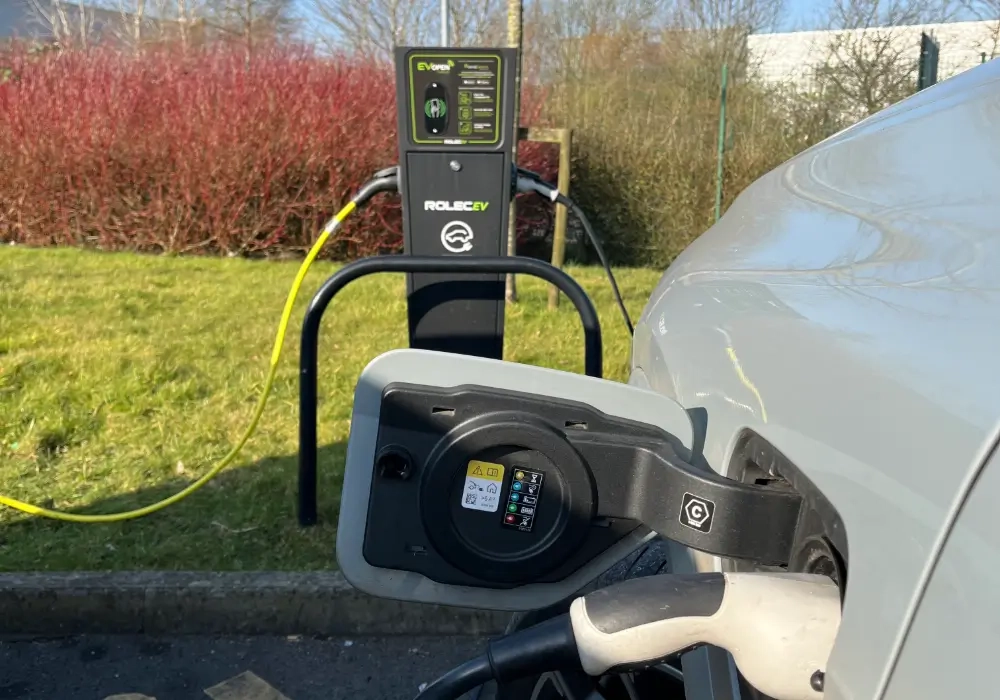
0;246;662;572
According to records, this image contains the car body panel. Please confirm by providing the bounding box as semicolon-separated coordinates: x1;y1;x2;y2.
631;58;1000;699
881;427;1000;700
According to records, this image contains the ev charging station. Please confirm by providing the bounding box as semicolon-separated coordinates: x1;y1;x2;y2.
297;45;608;526
0;34;845;699
394;46;519;359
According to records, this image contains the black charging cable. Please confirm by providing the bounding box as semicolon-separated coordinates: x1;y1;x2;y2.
353;173;399;203
372;165;401;180
516;168;634;337
414;614;581;700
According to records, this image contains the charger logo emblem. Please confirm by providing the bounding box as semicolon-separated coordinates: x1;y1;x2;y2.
441;221;474;253
680;493;715;533
425;97;446;118
416;60;455;72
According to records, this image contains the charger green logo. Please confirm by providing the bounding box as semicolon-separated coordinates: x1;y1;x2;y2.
425;98;447;118
416;60;455;72
424;200;490;212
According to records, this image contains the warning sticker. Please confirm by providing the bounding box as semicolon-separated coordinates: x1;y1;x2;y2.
461;460;505;513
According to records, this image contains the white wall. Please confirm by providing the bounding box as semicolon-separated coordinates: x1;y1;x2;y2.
747;19;999;90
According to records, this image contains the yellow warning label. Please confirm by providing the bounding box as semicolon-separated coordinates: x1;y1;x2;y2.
467;460;505;482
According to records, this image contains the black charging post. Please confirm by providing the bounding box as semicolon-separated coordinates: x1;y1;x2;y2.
299;47;595;527
394;47;518;359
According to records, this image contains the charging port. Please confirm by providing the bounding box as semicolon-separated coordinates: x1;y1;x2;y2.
724;430;848;591
377;446;414;481
361;384;805;590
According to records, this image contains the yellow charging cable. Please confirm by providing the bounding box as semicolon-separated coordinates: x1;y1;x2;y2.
0;201;359;523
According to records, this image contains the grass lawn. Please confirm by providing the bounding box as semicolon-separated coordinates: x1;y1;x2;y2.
0;246;663;572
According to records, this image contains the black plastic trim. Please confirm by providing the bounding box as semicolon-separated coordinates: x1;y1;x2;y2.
726;430;849;587
419;412;596;584
572;433;802;565
584;573;725;634
362;385;805;589
297;254;603;527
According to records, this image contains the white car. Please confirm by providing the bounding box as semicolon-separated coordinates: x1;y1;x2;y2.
336;56;1000;700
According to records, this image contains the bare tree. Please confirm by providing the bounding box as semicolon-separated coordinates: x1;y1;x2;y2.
962;0;1000;61
78;0;91;46
673;0;786;33
310;0;508;60
27;0;96;47
104;0;160;49
449;0;506;46
522;0;784;88
172;0;207;49
125;0;147;46
204;0;296;61
310;0;435;61
670;0;787;68
525;0;674;85
816;0;955;117
94;0;208;49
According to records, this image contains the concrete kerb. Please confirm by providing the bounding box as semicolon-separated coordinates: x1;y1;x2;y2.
0;571;510;637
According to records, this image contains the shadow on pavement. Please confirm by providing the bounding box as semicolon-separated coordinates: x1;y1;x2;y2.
0;633;485;700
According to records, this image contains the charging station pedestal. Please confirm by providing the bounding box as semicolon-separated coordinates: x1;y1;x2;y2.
298;48;607;527
395;47;518;360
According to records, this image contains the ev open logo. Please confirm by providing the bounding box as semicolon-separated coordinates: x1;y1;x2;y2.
679;492;715;533
441;221;474;253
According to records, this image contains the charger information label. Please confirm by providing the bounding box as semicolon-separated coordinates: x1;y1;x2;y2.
502;468;544;531
408;52;502;145
461;460;505;512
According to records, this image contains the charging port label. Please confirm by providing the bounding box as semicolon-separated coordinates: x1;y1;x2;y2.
462;461;505;512
503;468;544;531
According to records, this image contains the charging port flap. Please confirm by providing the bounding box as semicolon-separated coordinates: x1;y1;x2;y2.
337;349;801;612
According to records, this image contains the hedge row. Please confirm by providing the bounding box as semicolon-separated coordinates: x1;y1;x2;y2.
0;43;557;259
547;54;840;267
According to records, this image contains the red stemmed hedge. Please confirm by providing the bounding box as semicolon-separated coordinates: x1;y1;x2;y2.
0;42;557;259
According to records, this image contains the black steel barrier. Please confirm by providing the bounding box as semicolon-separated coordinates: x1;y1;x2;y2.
297;255;604;527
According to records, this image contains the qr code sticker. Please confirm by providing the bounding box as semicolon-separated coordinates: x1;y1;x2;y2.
465;493;477;506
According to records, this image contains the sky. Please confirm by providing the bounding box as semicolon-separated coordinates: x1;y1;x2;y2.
778;0;981;32
292;0;987;47
293;0;830;38
783;0;825;31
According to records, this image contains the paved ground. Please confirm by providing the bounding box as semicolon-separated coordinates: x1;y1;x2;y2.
0;634;486;700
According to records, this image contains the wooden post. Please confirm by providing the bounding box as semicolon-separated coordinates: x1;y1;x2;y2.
505;0;523;304
548;128;572;309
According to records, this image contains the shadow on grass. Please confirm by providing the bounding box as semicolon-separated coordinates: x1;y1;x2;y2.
0;444;349;572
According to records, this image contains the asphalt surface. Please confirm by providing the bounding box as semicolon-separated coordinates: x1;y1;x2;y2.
0;634;486;700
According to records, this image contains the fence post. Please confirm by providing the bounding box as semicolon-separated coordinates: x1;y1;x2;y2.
917;32;940;91
714;63;729;223
548;128;573;310
505;0;524;304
